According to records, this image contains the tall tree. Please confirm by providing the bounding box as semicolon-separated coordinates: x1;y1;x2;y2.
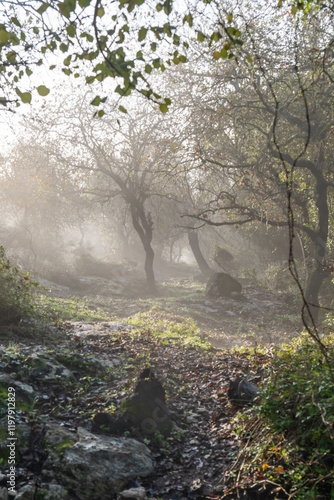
168;4;334;321
28;96;179;292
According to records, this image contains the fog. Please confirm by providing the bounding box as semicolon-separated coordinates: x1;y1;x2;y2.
0;1;332;324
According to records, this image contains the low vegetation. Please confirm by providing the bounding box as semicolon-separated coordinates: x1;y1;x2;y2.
0;246;40;332
228;335;334;499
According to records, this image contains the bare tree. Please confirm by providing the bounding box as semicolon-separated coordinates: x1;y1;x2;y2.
28;97;179;292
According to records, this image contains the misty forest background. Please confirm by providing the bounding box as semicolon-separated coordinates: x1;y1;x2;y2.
0;0;334;499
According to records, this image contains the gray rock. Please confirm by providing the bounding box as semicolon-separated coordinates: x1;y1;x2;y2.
26;353;73;381
206;272;242;298
0;487;8;500
15;483;36;500
118;487;146;499
44;425;153;500
0;374;34;398
0;419;31;462
35;484;70;500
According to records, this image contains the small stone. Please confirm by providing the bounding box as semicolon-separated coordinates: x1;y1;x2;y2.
0;487;8;500
14;484;36;500
118;487;146;500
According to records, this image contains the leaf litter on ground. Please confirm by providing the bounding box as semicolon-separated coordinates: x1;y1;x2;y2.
0;319;274;499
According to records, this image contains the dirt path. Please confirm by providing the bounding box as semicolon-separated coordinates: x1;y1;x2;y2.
61;321;269;498
0;318;270;499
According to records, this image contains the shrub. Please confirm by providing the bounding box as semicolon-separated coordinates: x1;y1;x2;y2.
257;335;334;497
0;246;39;327
260;335;334;458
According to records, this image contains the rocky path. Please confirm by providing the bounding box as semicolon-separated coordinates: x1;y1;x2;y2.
0;320;269;500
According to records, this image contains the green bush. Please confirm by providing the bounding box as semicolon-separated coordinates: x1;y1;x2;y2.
229;336;334;499
258;335;334;497
0;246;39;327
260;335;334;457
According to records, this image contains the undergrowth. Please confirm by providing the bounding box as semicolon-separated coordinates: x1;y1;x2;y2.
227;333;334;499
0;246;41;331
38;295;114;322
127;309;211;349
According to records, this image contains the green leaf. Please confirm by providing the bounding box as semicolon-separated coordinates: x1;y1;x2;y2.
164;97;171;105
37;3;50;14
86;75;95;84
291;5;297;15
58;1;76;19
220;48;228;58
66;24;76;37
227;27;236;36
63;55;72;65
78;0;91;6
159;103;168;113
179;55;187;63
37;85;50;96
213;51;221;60
246;55;252;63
20;92;32;104
91;96;100;106
277;0;283;6
11;17;22;28
6;51;16;63
60;43;68;52
97;6;105;17
164;1;172;15
119;105;127;113
98;109;105;117
211;32;221;42
126;0;135;12
9;33;20;45
183;13;193;27
197;32;205;42
0;30;10;44
156;3;163;11
227;13;233;23
145;64;152;74
138;27;148;42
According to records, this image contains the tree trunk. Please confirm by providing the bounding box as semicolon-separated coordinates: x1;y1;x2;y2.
305;257;329;325
143;242;156;292
187;229;212;278
130;203;157;294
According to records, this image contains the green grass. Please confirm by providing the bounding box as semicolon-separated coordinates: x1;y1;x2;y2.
38;295;114;322
127;308;211;349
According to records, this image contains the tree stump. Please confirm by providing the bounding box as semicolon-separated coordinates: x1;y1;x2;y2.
92;368;172;437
